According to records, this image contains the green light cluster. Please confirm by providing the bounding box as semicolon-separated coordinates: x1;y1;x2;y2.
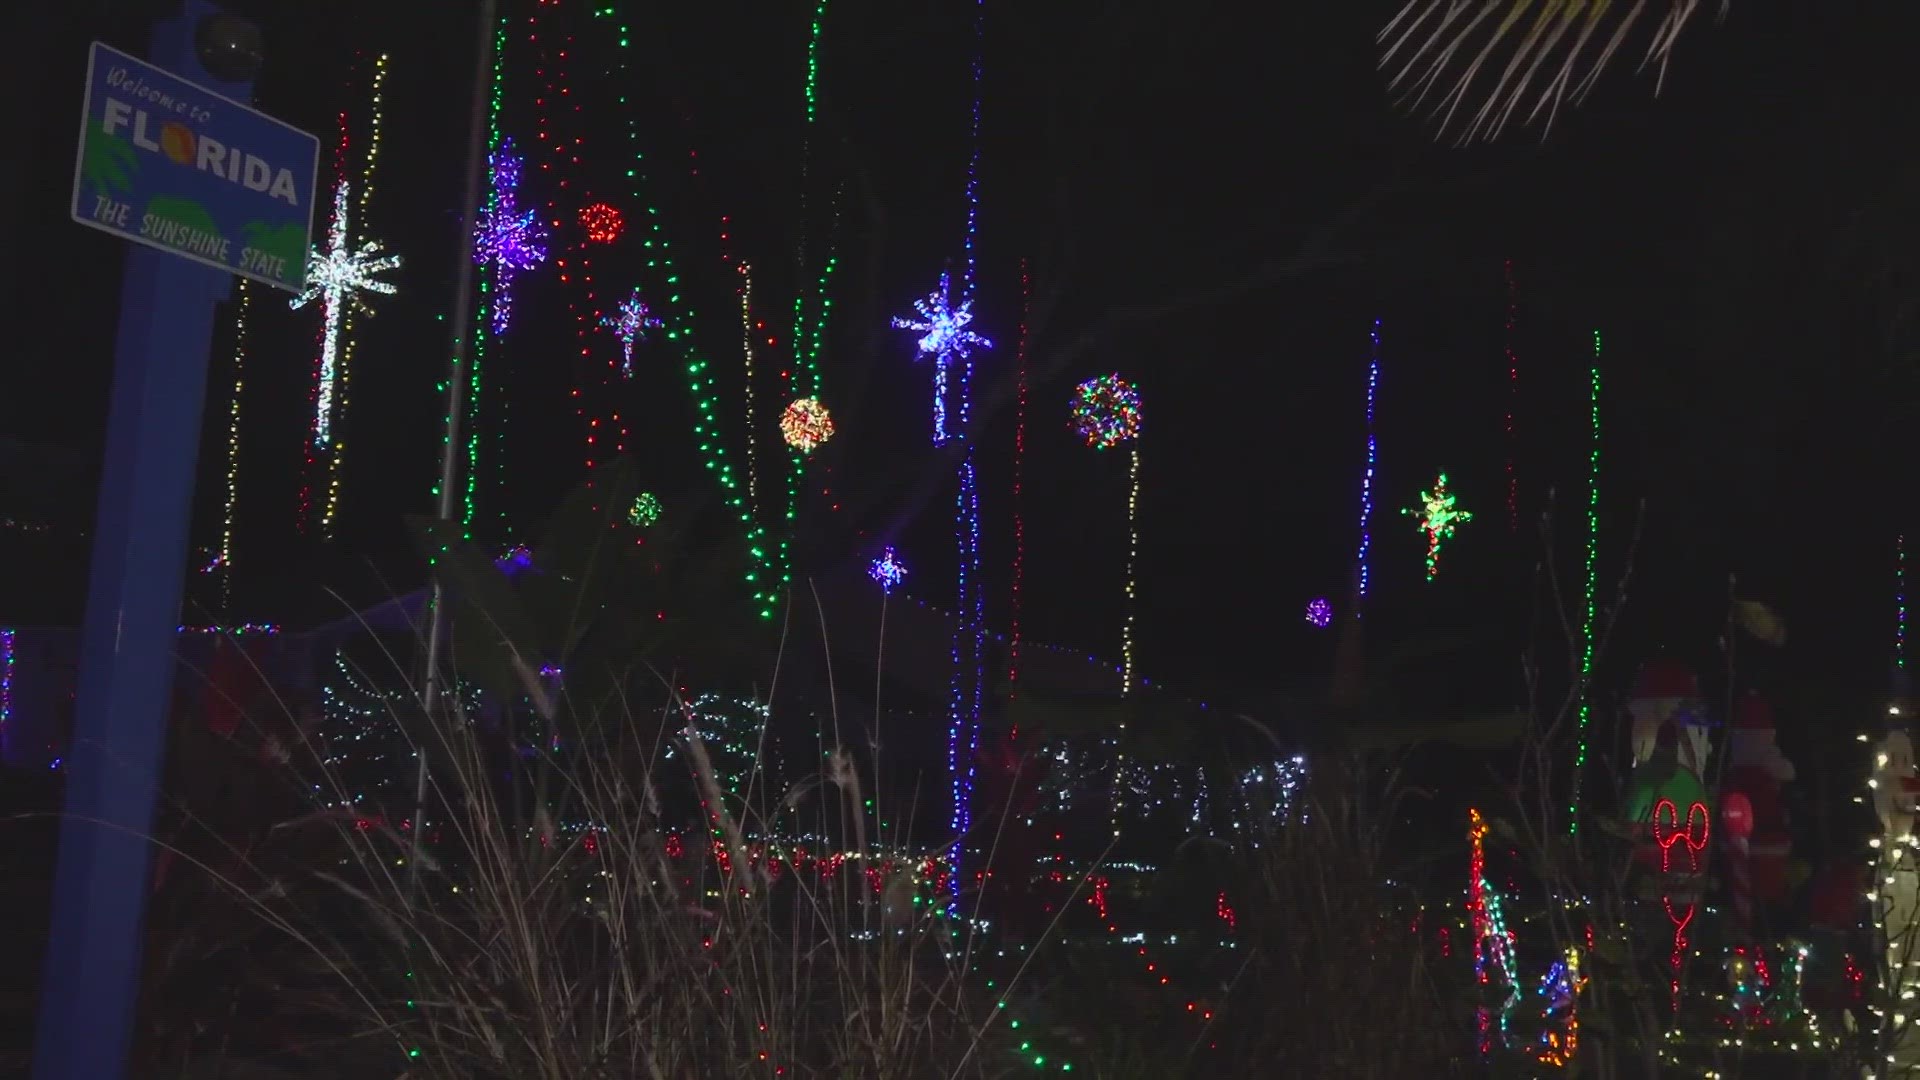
1567;338;1601;834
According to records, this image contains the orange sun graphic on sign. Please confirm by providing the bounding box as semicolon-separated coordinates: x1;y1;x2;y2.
159;122;195;165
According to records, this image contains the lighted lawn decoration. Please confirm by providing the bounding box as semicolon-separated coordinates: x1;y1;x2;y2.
868;547;908;594
601;289;662;377
1403;472;1472;580
778;397;834;452
627;492;661;528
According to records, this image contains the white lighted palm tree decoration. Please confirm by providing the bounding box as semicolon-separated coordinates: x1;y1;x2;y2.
290;178;400;448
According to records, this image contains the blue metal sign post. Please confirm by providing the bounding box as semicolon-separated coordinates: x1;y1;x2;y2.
36;5;317;1078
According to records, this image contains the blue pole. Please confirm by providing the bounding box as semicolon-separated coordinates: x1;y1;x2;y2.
35;4;254;1077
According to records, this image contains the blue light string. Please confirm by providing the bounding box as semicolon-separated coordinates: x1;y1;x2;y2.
1356;320;1380;599
951;0;988;906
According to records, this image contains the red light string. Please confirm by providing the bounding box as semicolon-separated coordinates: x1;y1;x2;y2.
527;13;617;502
298;102;353;532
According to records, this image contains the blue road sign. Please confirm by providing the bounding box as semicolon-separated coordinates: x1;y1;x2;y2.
70;40;318;292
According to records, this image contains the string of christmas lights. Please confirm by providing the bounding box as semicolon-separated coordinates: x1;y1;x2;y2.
1567;346;1601;834
441;13;508;537
1468;808;1520;1051
0;628;14;752
290;54;397;536
1008;258;1029;741
598;7;770;616
950;0;993;900
739;261;760;517
766;1;842;611
212;279;249;611
1899;534;1908;675
1356;321;1381;599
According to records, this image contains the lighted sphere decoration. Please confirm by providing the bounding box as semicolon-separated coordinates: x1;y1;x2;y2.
578;201;624;244
1070;374;1143;449
628;491;662;528
779;396;835;452
1304;597;1333;628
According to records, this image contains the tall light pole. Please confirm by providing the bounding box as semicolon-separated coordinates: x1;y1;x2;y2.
411;0;497;888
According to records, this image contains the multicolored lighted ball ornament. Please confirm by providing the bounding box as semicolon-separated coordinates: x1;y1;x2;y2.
1403;472;1473;581
779;397;835;452
600;289;662;377
628;491;661;527
869;546;908;593
1305;597;1333;628
578;201;624;244
1070;374;1143;449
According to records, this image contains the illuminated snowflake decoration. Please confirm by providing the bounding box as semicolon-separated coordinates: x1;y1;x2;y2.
869;546;908;593
892;271;991;444
471;138;548;335
628;491;662;528
290;179;400;448
779;397;835;452
1069;374;1143;449
1403;472;1474;581
578;201;624;244
600;289;662;376
1304;597;1333;628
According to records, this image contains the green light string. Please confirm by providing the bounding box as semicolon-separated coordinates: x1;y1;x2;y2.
444;17;506;538
774;243;839;602
601;8;769;614
766;5;839;613
1567;338;1601;834
805;0;828;126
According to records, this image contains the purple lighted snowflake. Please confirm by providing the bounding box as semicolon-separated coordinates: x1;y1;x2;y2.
472;138;548;335
1304;597;1333;628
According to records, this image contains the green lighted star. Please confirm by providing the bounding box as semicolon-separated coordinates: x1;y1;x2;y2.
1403;473;1473;581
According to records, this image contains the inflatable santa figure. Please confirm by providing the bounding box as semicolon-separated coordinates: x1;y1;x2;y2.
1628;659;1703;768
1724;692;1796;922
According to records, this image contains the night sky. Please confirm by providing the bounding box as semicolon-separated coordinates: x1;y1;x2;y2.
4;2;1919;716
